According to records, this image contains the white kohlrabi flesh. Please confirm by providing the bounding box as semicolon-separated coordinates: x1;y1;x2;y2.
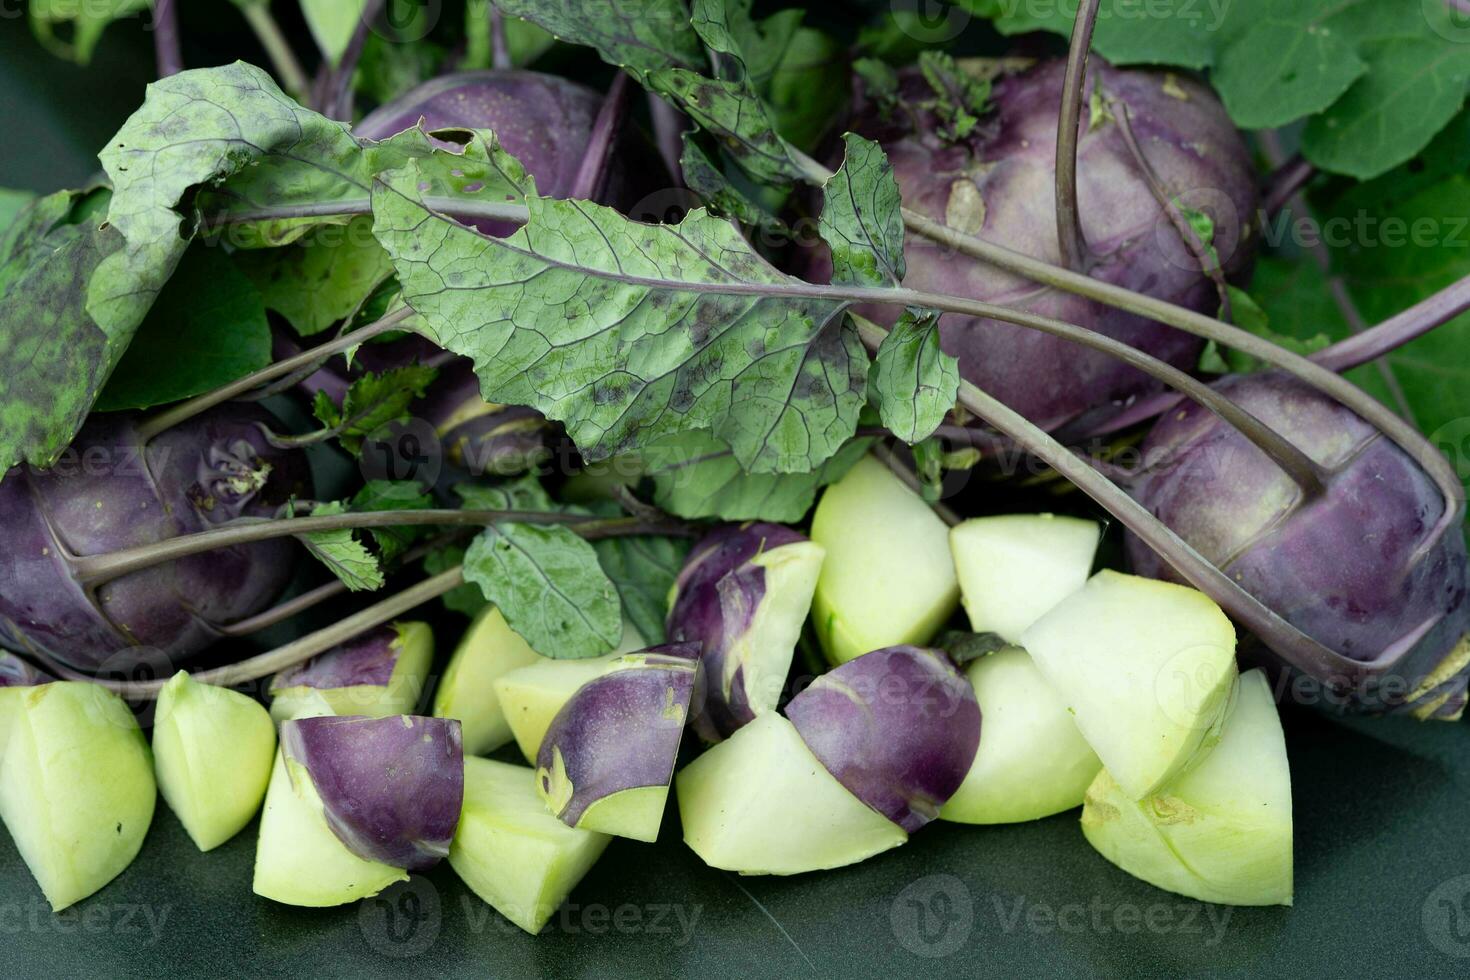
450;757;612;935
1022;570;1238;798
941;646;1101;825
432;605;544;755
1081;669;1293;906
949;514;1101;642
153;671;276;851
0;682;156;911
810;456;958;664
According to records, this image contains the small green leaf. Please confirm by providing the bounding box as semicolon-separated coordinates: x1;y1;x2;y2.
490;0;705;75
916;51;992;142
462;523;623;658
234;216;394;336
588;502;691;645
645;430;872;522
1197;286;1330;375
315;365;439;455
680;136;783;231
350;480;435;561
300;0;370;66
28;0;149;65
0;189;36;236
820;134;907;288
424;544;487;617
870;309;959;443
298;502;386;592
95;247;272;412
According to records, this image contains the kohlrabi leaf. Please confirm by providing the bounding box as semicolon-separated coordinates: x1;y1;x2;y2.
349;480;435;561
234;216;394;336
680;136;783;231
94;247;272;411
453;475;557;514
1301;36;1470;179
372;157;867;474
761;25;849;152
298;502;386;592
28;0;149;64
1196;286;1330;375
423;544;486;617
300;0;370;66
646;68;811;183
462;523;623;659
490;0;705;75
464;2;555;69
311;364;439;455
0;187;126;471
970;0;1470;178
819;133;906;288
0;189;36;235
870;309;958;444
643;430;873;522
915;51;993;142
587;503;691;644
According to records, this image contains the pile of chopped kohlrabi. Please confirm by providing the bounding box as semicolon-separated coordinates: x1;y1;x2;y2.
3;0;1470;934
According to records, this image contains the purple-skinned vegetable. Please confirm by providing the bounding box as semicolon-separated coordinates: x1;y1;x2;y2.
818;57;1258;432
785;645;980;833
536;643;700;843
268;621;434;722
281;714;464;870
1128;373;1470;718
666;523;825;741
0;404;311;673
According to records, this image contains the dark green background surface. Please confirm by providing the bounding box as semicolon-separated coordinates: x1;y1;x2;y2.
2;12;1469;980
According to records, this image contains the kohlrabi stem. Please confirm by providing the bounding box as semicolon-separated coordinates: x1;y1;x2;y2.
1262;153;1315;217
322;0;385;120
851;313;1351;681
1315;273;1470;372
570;71;632;202
72;511;690;586
201;196;529;230
491;7;512;70
133;307;411;443
1112;100;1231;322
151;0;183;78
1054;0;1100;272
239;2;311;100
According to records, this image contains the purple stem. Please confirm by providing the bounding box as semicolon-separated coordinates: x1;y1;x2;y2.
152;0;183;77
1262;154;1315;217
1054;0;1100;272
491;7;511;71
323;0;386;120
569;72;632;202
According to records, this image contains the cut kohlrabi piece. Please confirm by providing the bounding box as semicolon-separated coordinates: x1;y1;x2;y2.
432;605;544;754
1081;669;1293;906
785;645;979;832
940;646;1101;824
1021;570;1238;799
0;652;50;760
949;514;1101;642
676;712;908;875
268;621;433;722
252;749;408;907
810;456;958;665
152;671;276;851
450;757;612;935
667;522;824;740
0;682;156;910
280;715;464;870
494;621;646;764
537;644;699;842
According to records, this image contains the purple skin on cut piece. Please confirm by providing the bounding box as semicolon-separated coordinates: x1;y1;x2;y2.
0;404;311;673
1128;372;1470;716
536;643;700;828
785;646;981;833
282;715;464;870
666;523;807;740
270;626;401;693
0;652;49;687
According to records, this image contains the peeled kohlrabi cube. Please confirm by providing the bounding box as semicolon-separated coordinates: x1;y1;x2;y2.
676;712;909;875
494;621;646;764
432;605;545;754
949;514;1100;642
268;621;434;722
1021;570;1238;799
153;671;276;851
0;682;156;910
536;645;699;842
450;757;612;935
940;646;1101;824
1081;669;1293;906
252;748;408;907
810;456;958;665
666;522;825;741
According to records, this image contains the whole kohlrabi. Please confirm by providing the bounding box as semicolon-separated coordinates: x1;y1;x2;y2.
830;57;1259;432
0;404;312;673
1127;373;1469;718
